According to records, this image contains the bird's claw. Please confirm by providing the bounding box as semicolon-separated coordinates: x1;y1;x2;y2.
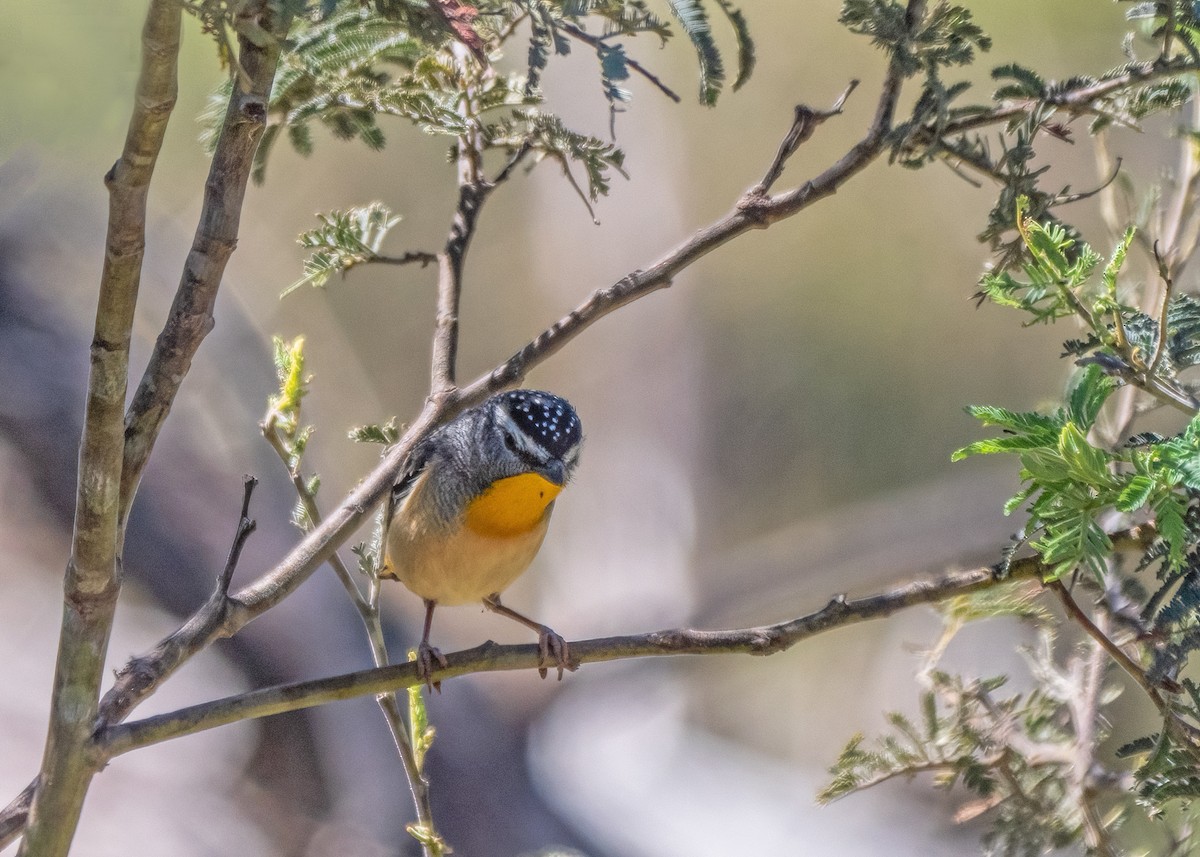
537;627;572;681
417;641;449;693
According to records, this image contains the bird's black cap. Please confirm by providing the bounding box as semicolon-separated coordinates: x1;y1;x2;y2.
497;390;582;460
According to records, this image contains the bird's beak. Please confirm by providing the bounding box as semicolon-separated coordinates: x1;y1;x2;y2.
540;459;567;486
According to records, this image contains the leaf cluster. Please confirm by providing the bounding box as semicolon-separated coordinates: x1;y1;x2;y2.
286;203;403;295
961;212;1200;581
821;624;1117;857
836;0;1200;268
203;0;755;189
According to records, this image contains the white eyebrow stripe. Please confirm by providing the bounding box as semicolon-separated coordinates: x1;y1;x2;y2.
496;409;550;460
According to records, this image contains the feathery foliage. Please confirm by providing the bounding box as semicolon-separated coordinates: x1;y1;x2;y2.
959;214;1200;583
822;596;1134;856
287;203;404;295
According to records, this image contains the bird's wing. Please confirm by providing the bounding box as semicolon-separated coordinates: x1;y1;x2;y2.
379;441;432;579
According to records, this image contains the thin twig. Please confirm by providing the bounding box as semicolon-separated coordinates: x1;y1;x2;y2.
1149;240;1176;377
260;417;436;848
260;423;366;609
752;80;859;196
217;476;258;596
374;251;439;268
1068;600;1119;857
558;22;682;104
492;139;533;185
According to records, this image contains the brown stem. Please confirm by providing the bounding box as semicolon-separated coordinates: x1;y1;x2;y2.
101;557;1035;757
17;3;182;853
118;3;292;529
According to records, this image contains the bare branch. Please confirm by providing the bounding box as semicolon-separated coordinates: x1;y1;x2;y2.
17;2;181;852
118;3;292;528
101;556;1039;757
217;476;258;596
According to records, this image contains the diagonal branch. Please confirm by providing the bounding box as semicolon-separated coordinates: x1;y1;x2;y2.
16;3;182;853
1053;582;1200;746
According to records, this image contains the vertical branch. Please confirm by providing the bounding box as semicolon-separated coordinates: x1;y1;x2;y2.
1065;607;1118;857
118;2;293;526
18;2;182;853
431;251;463;394
261;413;441;852
431;45;490;397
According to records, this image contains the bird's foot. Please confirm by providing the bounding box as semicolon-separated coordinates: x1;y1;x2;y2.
416;640;449;693
536;626;572;681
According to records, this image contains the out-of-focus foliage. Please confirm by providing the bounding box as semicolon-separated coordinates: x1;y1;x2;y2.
195;0;754;186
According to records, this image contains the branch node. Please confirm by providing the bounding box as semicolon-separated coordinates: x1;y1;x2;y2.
750;81;861;199
238;95;267;123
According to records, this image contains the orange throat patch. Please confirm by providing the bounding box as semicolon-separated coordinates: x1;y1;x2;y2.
464;472;563;537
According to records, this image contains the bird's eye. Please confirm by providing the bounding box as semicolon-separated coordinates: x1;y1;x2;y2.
503;431;519;453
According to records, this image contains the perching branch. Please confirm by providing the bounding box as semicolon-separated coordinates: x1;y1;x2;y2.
94;525;1158;762
102;554;1044;758
16;3;182;852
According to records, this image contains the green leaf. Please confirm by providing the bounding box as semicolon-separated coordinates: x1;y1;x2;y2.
286;203;401;295
1153;491;1188;569
1064;364;1115;431
1102;226;1136;298
714;0;755;90
990;62;1045;98
1003;484;1037;516
667;0;725;105
1056;422;1113;486
268;335;309;428
964;405;1062;436
349;417;401;445
952;434;1055;461
1116;474;1155;512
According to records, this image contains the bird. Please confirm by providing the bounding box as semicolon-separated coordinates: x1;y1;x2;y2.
381;389;583;687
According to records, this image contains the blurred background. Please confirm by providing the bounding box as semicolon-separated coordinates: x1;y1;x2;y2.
0;1;1153;854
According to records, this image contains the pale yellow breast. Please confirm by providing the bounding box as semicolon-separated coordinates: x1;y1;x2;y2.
383;471;559;606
